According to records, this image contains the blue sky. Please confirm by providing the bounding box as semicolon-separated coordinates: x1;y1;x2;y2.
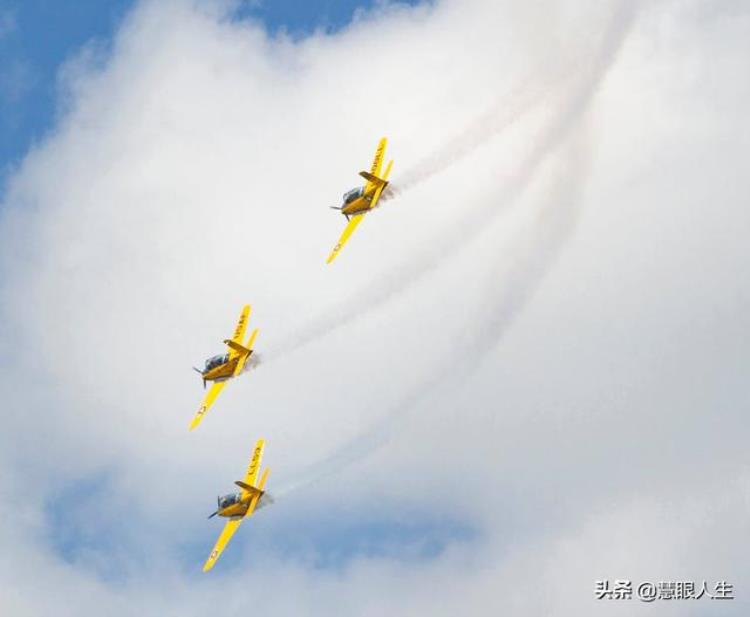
44;466;479;578
0;0;401;195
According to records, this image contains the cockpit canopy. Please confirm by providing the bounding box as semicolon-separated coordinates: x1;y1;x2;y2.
342;187;364;204
205;354;228;371
218;492;241;509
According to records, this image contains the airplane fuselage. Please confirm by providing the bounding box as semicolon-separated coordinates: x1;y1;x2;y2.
216;491;269;518
218;498;251;518
341;185;379;217
202;355;242;382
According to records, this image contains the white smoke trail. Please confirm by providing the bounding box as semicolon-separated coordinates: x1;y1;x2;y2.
262;85;557;362
264;3;636;364
274;132;590;499
383;70;564;199
273;2;636;498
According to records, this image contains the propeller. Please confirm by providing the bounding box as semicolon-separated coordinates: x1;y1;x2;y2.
193;367;206;389
208;494;221;518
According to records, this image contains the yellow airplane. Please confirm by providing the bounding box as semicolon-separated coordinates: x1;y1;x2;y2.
189;304;259;431
203;438;272;572
326;137;394;264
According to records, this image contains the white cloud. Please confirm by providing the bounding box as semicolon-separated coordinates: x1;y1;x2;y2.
1;0;749;614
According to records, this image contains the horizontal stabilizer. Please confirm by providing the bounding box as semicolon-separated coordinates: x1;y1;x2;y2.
224;339;252;355
234;480;262;495
359;170;389;186
235;466;269;496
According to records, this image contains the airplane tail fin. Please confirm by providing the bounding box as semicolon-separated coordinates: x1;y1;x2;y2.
245;328;259;351
381;159;394;182
232;328;259;376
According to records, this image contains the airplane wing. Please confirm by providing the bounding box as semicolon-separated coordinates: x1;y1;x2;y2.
370;137;387;177
363;137;387;194
326;214;365;264
227;305;251;360
242;439;265;490
202;517;243;572
189;382;227;431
